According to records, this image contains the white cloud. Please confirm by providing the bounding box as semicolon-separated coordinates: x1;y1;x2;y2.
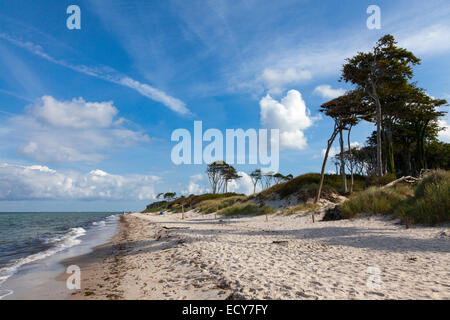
31;96;118;129
118;77;190;115
227;171;258;195
3;96;149;163
0;163;160;201
260;90;316;150
313;85;346;100
0;32;189;115
260;68;312;94
400;24;450;56
182;174;210;195
438;119;450;142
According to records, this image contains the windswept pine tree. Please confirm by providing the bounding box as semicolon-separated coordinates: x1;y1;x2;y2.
315;90;366;202
341;35;421;177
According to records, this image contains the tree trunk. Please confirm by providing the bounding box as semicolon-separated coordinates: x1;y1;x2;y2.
347;126;354;194
371;82;383;177
418;122;429;171
406;149;412;176
386;122;395;174
315;124;339;203
339;129;347;193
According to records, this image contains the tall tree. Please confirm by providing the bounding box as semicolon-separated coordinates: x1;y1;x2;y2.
341;34;420;177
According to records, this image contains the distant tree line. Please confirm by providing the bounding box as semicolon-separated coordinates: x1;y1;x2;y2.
206;162;293;195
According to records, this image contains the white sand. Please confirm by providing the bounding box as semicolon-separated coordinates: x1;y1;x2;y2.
70;211;450;299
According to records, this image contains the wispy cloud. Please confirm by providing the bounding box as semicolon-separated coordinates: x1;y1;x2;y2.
0;32;190;115
399;24;450;56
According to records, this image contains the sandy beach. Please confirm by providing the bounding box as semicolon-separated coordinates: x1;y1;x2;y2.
62;211;450;300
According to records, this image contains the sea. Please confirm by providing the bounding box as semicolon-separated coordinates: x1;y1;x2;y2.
0;212;121;299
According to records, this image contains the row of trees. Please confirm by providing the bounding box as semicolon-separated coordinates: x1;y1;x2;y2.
249;169;293;194
206;162;293;194
315;34;448;202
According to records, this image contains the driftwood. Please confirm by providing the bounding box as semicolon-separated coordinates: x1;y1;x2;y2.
272;240;289;245
382;176;421;189
162;226;189;230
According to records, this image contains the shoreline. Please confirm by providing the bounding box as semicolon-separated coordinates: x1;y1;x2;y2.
1;213;119;300
63;211;450;300
61;214;231;299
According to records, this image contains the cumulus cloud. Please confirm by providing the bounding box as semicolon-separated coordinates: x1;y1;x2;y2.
259;90;316;150
260;68;311;94
227;171;259;195
438;119;450;142
182;174;210;195
0;163;160;201
3;96;149;163
313;85;346;100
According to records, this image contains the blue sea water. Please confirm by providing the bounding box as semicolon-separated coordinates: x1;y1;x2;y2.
0;212;120;299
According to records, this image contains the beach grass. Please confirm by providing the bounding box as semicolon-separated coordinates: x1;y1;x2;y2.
341;170;450;225
218;202;275;217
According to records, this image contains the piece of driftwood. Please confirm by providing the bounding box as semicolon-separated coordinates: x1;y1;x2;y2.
162;226;189;230
382;176;420;189
272;240;289;245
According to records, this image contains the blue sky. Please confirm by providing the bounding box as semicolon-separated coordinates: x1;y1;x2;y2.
0;0;449;211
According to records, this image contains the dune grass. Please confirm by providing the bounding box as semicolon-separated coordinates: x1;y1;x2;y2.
142;192;244;213
256;173;366;201
195;195;247;214
340;170;450;225
218;202;275;217
395;170;450;225
280;203;321;215
340;185;411;219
